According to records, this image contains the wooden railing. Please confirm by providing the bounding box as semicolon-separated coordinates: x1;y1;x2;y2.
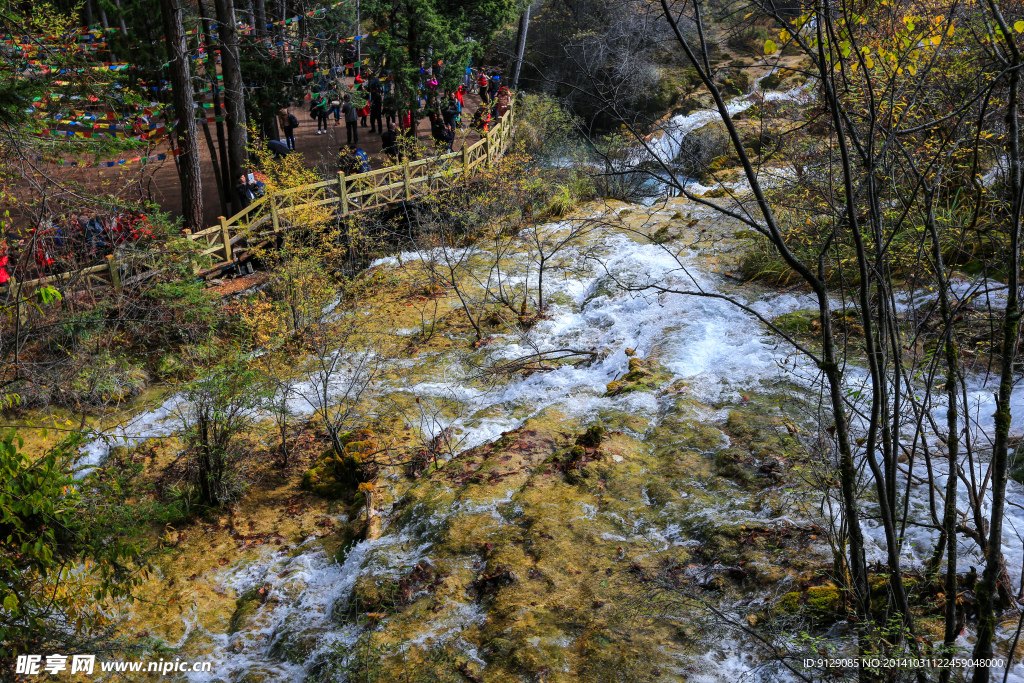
6;104;516;295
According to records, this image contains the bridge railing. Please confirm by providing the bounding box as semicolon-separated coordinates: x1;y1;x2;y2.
5;104;515;296
187;104;515;274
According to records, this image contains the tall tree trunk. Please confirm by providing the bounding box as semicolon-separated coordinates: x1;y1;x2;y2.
84;0;94;28
926;187;962;682
972;60;1022;683
511;2;531;90
160;0;203;232
254;0;266;37
213;0;248;210
201;121;227;217
112;0;128;35
198;0;234;216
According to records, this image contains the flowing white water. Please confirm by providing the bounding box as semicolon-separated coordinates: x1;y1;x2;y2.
141;210;838;681
635;77;814;168
82;77;1024;679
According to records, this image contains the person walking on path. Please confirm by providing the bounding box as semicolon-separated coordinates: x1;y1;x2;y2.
477;69;490;103
277;107;297;149
314;95;330;134
342;94;359;145
380;121;399;161
455;85;465;116
442;97;459;129
489;71;501;102
369;84;383;133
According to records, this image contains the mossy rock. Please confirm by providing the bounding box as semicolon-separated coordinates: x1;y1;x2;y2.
777;585;844;622
651;408;727;453
228;588;263;635
713;447;754;485
352;575;403;613
584;275;618;305
760;71;784;90
267;628;323;664
300;429;376;499
703;187;728;198
650;225;671;244
605;358;673;396
773;310;819;335
725;409;791;459
605;380;627;395
707;154;738;173
725;410;771;438
155;353;188;380
487;637;515;656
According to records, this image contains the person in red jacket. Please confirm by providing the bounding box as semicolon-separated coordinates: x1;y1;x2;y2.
455;84;465;114
477;70;490;103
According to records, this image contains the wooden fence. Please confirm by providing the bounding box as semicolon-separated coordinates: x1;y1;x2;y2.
6;104;516;295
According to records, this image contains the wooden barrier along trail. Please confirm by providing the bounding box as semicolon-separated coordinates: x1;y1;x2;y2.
6;105;515;296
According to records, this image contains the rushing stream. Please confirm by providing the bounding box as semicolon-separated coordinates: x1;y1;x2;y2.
82;83;1024;681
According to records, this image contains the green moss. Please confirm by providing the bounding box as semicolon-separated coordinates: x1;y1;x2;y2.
605;380;626;395
650;225;672;244
760;71;784;90
228;589;262;634
713;448;754;485
605;358;673;397
777;585;844;621
806;585;842;611
707;154;737;173
300;430;376;500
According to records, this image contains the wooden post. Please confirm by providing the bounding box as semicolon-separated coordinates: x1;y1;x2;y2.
485;134;491;167
183;229;200;275
462;144;469;176
270;198;280;233
106;254;122;292
219;216;233;262
403;159;411;200
338;172;349;216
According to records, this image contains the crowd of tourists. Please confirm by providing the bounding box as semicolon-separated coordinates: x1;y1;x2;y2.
270;65;511;161
236;65;512;213
0;211;154;283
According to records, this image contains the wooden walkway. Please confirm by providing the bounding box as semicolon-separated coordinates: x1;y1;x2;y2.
6;105;515;295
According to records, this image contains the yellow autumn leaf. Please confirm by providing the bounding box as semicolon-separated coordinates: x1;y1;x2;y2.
764;39;778;54
1016;20;1024;33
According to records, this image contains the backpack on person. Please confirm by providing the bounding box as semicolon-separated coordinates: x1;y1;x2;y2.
288;113;299;128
